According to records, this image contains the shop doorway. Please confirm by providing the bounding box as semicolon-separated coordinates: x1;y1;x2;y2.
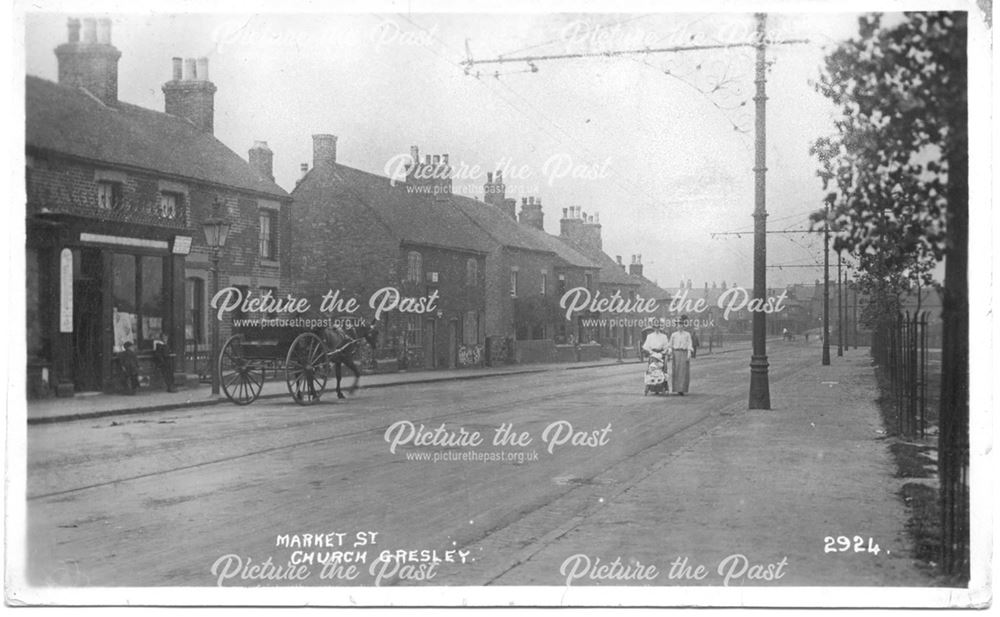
73;248;103;392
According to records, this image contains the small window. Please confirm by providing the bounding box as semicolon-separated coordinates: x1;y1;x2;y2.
159;191;181;219
404;314;422;346
465;258;478;287
541;272;548;296
510;269;518;297
259;210;278;260
97;181;123;210
557;274;567;296
463;311;479;345
406;251;423;283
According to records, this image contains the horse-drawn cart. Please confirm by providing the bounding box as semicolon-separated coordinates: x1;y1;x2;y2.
217;328;331;405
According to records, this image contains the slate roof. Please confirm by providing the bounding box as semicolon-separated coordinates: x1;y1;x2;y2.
590;251;641;287
447;195;600;270
632;275;672;301
25;76;288;199
293;164;494;254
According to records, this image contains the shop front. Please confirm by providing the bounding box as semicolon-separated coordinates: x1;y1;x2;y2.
27;216;189;396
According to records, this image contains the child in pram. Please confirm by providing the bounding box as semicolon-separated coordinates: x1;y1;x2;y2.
641;319;672;395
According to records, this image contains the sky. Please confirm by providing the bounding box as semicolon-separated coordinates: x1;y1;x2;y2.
23;9;873;290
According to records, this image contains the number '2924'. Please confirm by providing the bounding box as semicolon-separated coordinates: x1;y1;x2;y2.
824;535;881;555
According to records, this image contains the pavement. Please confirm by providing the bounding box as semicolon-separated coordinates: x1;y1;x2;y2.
434;347;935;590
25;342;758;425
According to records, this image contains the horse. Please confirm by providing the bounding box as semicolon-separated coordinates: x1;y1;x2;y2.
318;321;380;399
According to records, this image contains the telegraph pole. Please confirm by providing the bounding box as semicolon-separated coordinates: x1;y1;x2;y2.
748;12;771;409
461;13;806;410
837;250;843;357
822;211;831;365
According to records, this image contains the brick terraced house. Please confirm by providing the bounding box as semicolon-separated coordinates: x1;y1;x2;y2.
25;18;291;396
291;138;492;371
449;173;601;364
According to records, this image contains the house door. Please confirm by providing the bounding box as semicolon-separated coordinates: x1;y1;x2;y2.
424;319;436;369
448;319;458;368
73;249;104;391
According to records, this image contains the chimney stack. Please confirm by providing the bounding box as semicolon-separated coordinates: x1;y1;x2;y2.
562;206;603;254
248;141;274;182
312;134;338;169
162;56;217;133
484;169;513;218
629;254;643;278
55;16;122;106
518;195;545;231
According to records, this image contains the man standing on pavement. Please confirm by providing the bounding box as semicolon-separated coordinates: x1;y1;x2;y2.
670;316;695;395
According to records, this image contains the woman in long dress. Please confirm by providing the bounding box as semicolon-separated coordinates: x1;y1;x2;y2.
669;316;695;395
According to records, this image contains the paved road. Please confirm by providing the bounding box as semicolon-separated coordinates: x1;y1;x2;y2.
26;345;814;587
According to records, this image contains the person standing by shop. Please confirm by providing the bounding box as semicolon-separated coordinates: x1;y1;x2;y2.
670;316;695;395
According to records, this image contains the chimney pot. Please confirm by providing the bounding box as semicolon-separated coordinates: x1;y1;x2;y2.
496;170;503;182
487;172;493;183
82;18;97;43
97;18;111;44
171;57;183;81
562;208;568;218
616;255;622;264
183;58;196;80
424;155;431;164
197;57;209;81
410;146;419;164
67;18;81;43
442;154;449;165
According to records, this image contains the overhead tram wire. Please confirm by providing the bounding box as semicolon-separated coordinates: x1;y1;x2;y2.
388;13;681;215
495;13;655;59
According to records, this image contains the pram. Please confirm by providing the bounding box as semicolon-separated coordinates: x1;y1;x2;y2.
644;349;672;396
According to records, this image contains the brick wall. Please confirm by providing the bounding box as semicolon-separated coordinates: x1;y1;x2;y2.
26;152;294;368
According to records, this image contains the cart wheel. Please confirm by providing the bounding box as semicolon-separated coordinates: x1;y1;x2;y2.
218;334;264;405
286;332;328;405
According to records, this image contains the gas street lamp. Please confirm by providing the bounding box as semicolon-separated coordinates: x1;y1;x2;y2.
202;201;231;395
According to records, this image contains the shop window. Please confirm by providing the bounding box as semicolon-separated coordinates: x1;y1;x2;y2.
465;258;477;287
406;251;422;283
111;253;165;352
97;181;123;210
259;210;278;260
186;277;205;344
